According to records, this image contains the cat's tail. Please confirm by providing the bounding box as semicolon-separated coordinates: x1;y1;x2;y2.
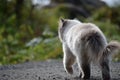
83;30;120;61
102;41;120;57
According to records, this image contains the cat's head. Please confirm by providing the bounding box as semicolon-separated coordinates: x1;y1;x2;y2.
58;18;81;42
58;18;80;29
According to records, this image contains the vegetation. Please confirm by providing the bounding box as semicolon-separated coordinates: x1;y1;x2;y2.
0;0;120;65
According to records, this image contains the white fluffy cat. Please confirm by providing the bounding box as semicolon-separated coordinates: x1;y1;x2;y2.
58;18;120;80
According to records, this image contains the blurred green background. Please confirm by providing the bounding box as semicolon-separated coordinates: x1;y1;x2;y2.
0;0;120;65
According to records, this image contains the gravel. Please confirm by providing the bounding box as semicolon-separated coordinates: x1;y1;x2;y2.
0;60;120;80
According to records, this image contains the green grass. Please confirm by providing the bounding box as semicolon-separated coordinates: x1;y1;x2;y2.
0;5;120;65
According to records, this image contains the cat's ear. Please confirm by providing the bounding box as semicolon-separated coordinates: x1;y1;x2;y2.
58;17;67;28
73;18;79;21
59;17;65;23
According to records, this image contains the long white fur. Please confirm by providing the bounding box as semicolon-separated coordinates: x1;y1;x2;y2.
58;18;120;79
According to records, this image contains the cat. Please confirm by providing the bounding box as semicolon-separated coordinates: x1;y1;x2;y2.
58;18;120;80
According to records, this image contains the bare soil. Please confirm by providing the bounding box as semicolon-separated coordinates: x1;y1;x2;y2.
0;60;120;80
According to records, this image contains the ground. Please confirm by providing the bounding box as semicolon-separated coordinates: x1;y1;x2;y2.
0;60;120;80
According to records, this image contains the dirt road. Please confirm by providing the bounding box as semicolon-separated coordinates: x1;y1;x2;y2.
0;60;120;80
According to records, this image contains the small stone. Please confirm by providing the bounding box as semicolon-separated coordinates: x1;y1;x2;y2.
38;76;41;80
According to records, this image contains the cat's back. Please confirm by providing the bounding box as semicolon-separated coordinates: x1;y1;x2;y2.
66;23;100;38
